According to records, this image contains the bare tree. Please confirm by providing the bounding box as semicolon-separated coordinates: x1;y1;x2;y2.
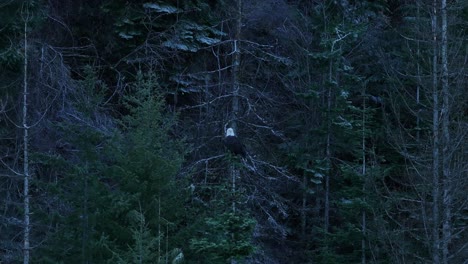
21;5;31;264
440;1;451;263
431;1;441;262
380;1;467;262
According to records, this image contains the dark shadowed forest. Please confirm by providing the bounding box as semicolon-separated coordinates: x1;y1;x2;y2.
0;0;467;263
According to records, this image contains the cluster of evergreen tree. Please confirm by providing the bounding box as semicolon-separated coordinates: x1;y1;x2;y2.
0;0;466;263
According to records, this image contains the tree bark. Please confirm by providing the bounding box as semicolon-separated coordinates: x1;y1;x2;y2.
231;0;242;133
22;9;30;264
301;173;307;238
361;87;367;264
324;60;332;234
416;1;422;142
230;2;242;262
81;165;89;262
440;1;451;263
431;1;441;263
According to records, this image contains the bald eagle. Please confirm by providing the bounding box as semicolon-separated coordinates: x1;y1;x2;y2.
224;128;246;157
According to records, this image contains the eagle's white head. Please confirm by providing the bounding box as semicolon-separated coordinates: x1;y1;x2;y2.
226;128;235;137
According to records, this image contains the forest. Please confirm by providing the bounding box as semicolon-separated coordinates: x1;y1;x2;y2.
0;0;467;263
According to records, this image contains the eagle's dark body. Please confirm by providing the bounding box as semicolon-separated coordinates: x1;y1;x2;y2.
224;128;246;157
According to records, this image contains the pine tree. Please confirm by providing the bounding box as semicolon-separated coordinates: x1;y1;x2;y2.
36;70;189;263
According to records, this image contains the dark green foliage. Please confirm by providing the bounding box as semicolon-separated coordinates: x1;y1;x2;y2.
106;210;174;264
190;212;256;263
97;0;223;65
185;169;256;263
34;70;188;263
0;1;47;262
0;0;43;104
0;1;39;69
95;72;188;262
1;0;466;263
277;1;393;262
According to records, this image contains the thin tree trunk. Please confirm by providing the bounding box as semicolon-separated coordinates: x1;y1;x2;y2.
431;1;441;262
416;1;421;142
301;173;307;238
230;2;242;263
231;165;237;212
231;0;241;133
158;197;161;264
230;0;242;214
166;222;169;264
82;165;89;264
324;60;332;234
22;8;30;264
361;88;367;264
440;1;451;263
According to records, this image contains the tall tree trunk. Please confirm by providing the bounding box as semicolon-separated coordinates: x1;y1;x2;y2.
301;172;307;238
324;59;332;234
229;0;242;214
416;1;422;142
440;1;451;263
22;8;30;264
431;1;441;263
81;165;89;263
158;198;161;264
231;165;237;213
230;2;242;263
361;87;367;264
231;0;241;133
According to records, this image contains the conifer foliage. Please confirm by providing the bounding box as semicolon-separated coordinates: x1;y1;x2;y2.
0;0;466;263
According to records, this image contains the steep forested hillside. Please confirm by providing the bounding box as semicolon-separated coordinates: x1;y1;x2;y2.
1;0;466;263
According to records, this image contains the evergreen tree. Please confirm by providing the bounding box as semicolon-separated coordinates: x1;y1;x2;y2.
36;70;188;263
1;0;466;263
98;71;186;261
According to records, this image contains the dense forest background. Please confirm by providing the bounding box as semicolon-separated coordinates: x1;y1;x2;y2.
0;0;467;263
